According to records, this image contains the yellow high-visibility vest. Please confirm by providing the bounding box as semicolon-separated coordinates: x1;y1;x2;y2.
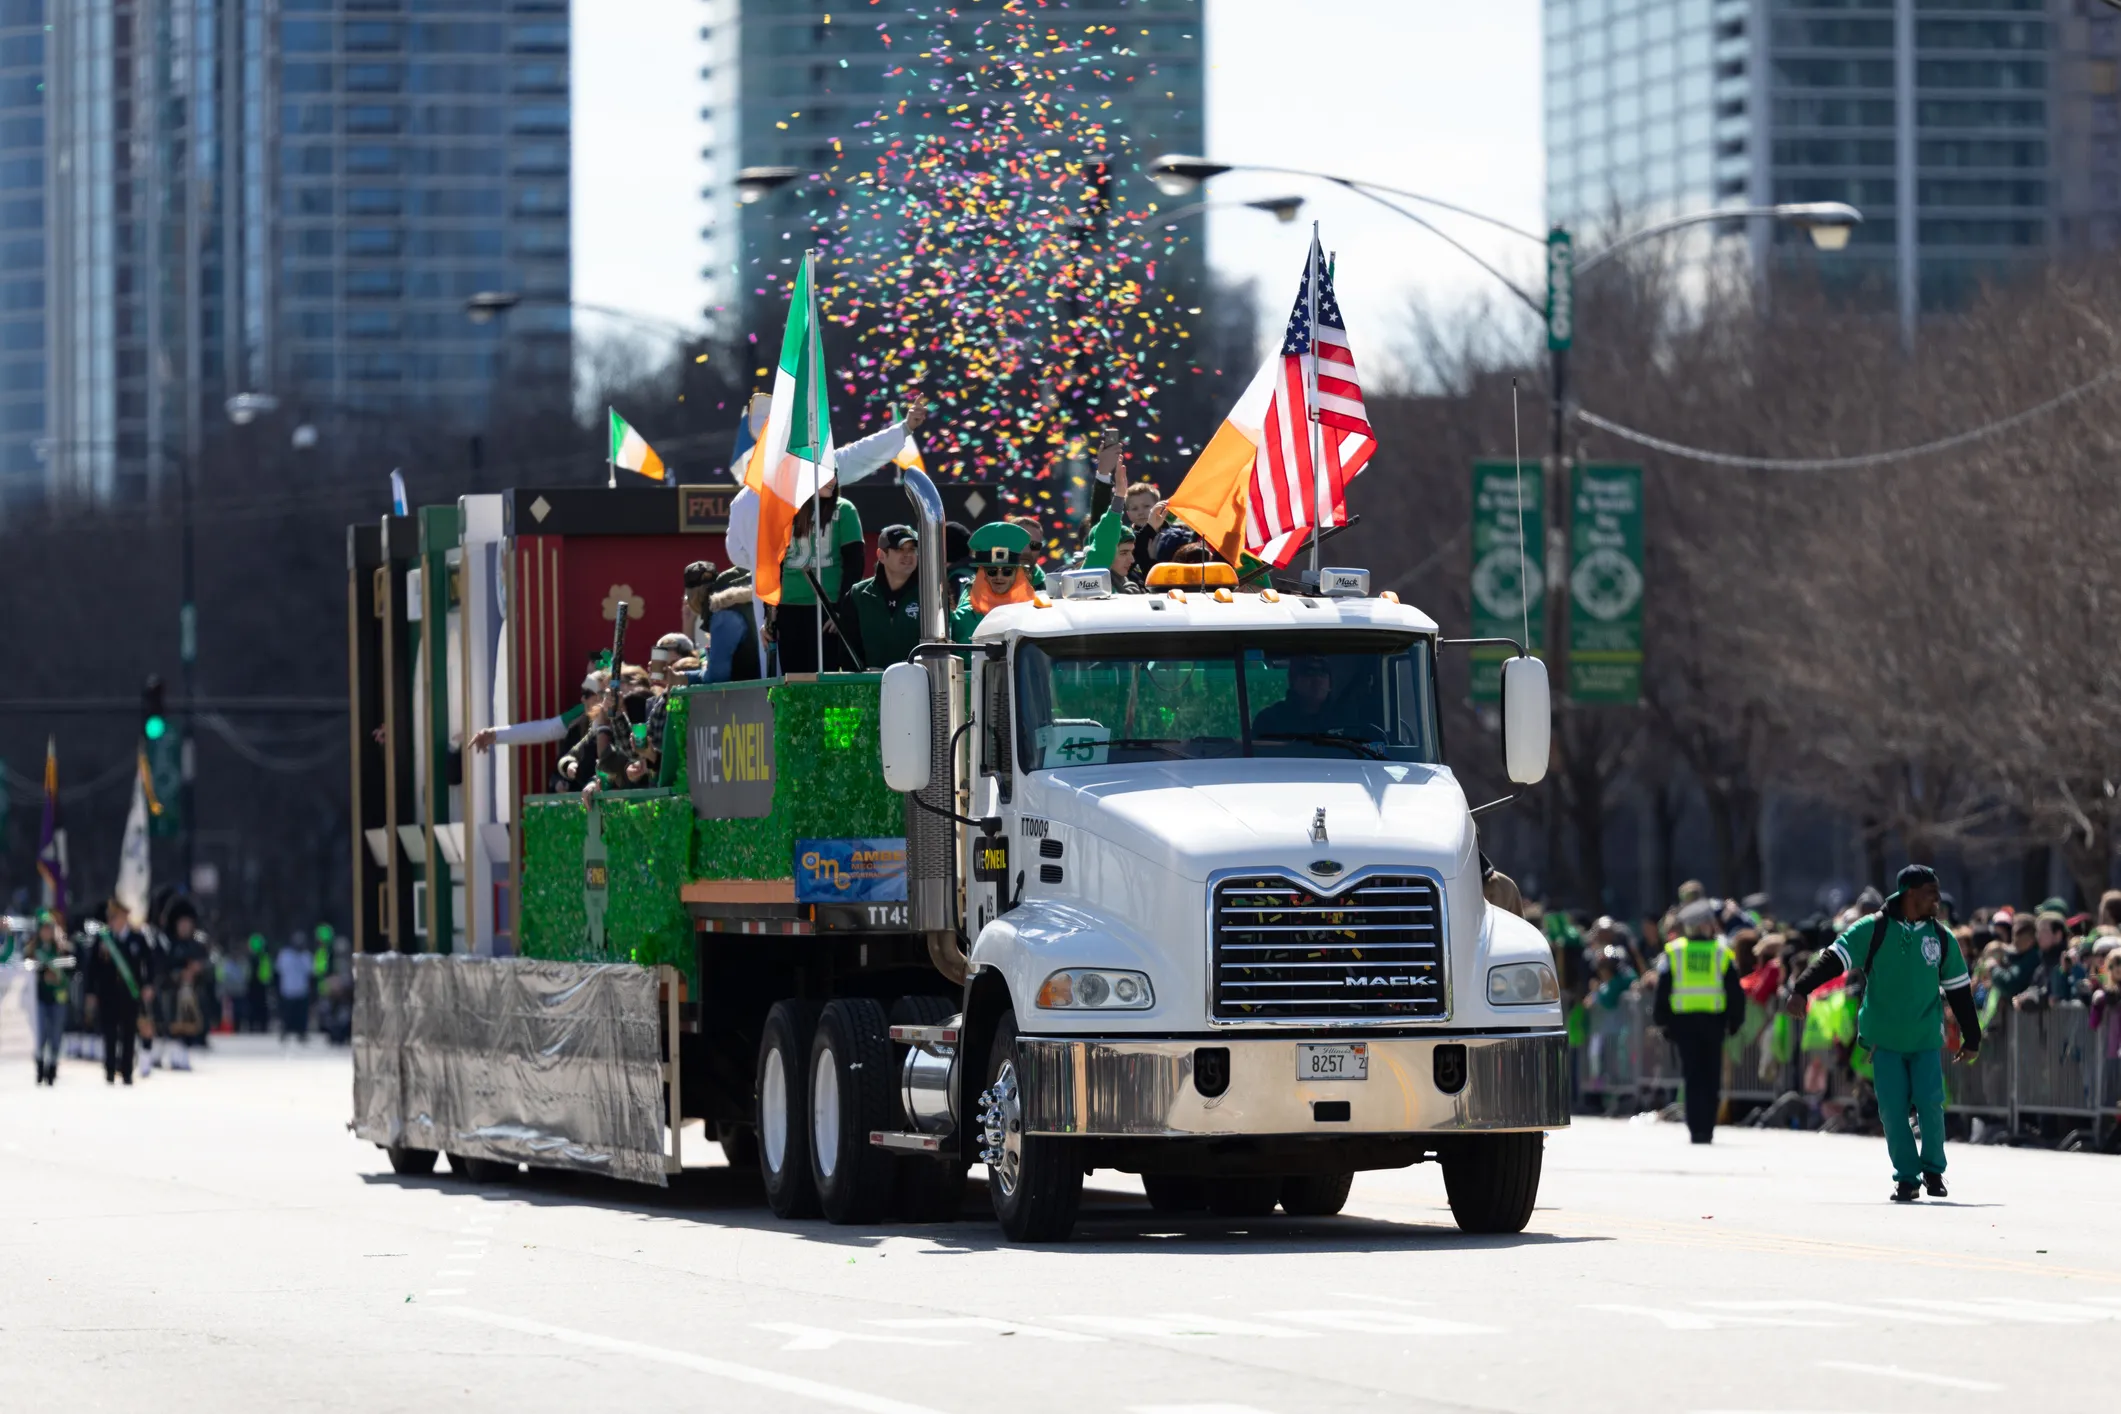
1666;937;1732;1014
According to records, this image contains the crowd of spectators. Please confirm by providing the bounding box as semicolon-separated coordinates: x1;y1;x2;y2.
1537;880;2121;1140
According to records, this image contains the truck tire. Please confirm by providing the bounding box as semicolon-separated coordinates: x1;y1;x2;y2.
1279;1171;1354;1216
979;1009;1082;1243
445;1152;513;1185
1441;1132;1544;1234
385;1144;437;1177
758;1000;822;1218
1205;1176;1282;1217
889;995;967;1223
809;999;898;1225
1140;1175;1209;1214
717;1123;759;1171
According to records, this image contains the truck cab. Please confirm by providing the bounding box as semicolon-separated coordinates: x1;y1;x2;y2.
880;547;1569;1240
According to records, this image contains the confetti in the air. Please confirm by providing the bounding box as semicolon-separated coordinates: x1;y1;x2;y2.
749;0;1203;513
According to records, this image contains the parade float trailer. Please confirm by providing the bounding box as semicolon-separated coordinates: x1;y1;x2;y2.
350;471;1568;1240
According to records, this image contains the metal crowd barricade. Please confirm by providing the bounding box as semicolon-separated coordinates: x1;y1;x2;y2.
1568;991;2118;1144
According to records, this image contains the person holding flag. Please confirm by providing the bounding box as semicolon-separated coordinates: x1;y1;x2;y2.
734;246;930;674
1167;228;1375;573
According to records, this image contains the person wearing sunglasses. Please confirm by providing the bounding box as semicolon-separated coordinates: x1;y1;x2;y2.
950;520;1036;643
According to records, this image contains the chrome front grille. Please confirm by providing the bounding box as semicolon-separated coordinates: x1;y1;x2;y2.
1211;873;1448;1022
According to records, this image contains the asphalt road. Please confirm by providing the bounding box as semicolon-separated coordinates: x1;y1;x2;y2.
3;1017;2114;1414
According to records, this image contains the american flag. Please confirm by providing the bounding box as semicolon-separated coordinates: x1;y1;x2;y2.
1245;236;1376;567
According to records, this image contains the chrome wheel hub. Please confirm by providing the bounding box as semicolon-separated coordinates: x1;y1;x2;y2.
976;1060;1022;1197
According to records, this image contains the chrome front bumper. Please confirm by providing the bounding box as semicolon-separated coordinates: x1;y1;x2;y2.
1016;1031;1569;1138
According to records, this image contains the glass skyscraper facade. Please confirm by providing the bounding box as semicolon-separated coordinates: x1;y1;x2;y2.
274;1;571;422
1544;0;2118;328
14;0;570;517
0;0;45;508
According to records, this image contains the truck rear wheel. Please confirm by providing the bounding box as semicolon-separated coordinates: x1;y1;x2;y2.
758;1000;821;1218
809;999;898;1225
384;1144;437;1177
1278;1171;1354;1216
1206;1176;1282;1217
979;1009;1082;1243
1140;1175;1209;1214
1441;1132;1544;1234
889;995;967;1223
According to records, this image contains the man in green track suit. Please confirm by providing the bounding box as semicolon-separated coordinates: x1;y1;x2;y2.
1787;864;1982;1202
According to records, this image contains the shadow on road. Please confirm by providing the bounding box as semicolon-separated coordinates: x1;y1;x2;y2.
358;1162;1607;1256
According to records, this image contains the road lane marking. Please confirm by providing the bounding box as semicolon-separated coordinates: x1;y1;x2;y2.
1699;1300;1981;1326
1131;1406;1279;1414
434;1307;946;1414
867;1316;1102;1342
1879;1297;2114;1325
425;1288;467;1297
434;1269;477;1277
1583;1304;1831;1330
1060;1314;1310;1340
1818;1360;2001;1392
1267;1308;1502;1336
756;1323;965;1352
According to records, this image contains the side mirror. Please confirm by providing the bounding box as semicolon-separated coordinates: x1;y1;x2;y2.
879;661;933;792
1499;655;1551;786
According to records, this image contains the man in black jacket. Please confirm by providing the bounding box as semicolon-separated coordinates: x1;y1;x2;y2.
1653;899;1747;1143
87;899;152;1085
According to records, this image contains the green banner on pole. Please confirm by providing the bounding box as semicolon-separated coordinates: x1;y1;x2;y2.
1568;463;1644;704
1470;460;1544;703
1545;228;1574;352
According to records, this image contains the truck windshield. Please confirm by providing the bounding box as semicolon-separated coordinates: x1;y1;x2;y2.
1014;630;1440;771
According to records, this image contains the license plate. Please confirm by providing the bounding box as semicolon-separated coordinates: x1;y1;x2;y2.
1297;1043;1367;1081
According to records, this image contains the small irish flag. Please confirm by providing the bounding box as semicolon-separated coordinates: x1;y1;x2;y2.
609;409;666;482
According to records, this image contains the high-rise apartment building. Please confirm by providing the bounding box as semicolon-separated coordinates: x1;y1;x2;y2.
0;1;46;506
696;0;1206;326
1543;0;2119;334
12;1;571;516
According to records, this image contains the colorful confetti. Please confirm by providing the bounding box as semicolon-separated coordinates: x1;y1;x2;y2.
751;1;1204;520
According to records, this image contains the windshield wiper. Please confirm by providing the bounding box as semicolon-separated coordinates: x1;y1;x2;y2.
1102;737;1196;759
1252;732;1387;760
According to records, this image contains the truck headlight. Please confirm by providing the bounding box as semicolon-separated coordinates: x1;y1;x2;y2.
1486;962;1559;1005
1036;968;1154;1010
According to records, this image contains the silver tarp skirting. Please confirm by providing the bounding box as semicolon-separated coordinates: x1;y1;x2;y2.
353;955;669;1187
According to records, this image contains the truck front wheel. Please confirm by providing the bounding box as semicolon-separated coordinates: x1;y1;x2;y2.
809;999;898;1224
978;1009;1082;1243
1278;1171;1354;1217
757;1000;822;1219
1440;1132;1544;1234
384;1144;437;1177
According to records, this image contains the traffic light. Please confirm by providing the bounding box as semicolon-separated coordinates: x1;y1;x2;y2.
141;675;167;741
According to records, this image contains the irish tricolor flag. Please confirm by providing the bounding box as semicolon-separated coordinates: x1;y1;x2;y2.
609;410;666;483
741;251;833;606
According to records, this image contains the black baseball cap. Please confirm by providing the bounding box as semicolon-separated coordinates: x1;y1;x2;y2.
683;560;716;589
1895;864;1939;892
877;524;918;551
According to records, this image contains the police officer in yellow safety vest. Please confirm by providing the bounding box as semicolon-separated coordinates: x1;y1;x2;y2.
1652;898;1746;1143
1786;864;1982;1203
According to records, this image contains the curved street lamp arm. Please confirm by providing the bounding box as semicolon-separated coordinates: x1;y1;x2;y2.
1572;205;1853;277
1195;160;1547;244
1337;182;1543;317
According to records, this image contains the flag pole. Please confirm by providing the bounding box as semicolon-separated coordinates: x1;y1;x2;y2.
606;406;616;489
805;249;827;674
1304;223;1327;583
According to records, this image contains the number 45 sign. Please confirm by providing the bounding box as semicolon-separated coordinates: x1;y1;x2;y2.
1036;721;1111;769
